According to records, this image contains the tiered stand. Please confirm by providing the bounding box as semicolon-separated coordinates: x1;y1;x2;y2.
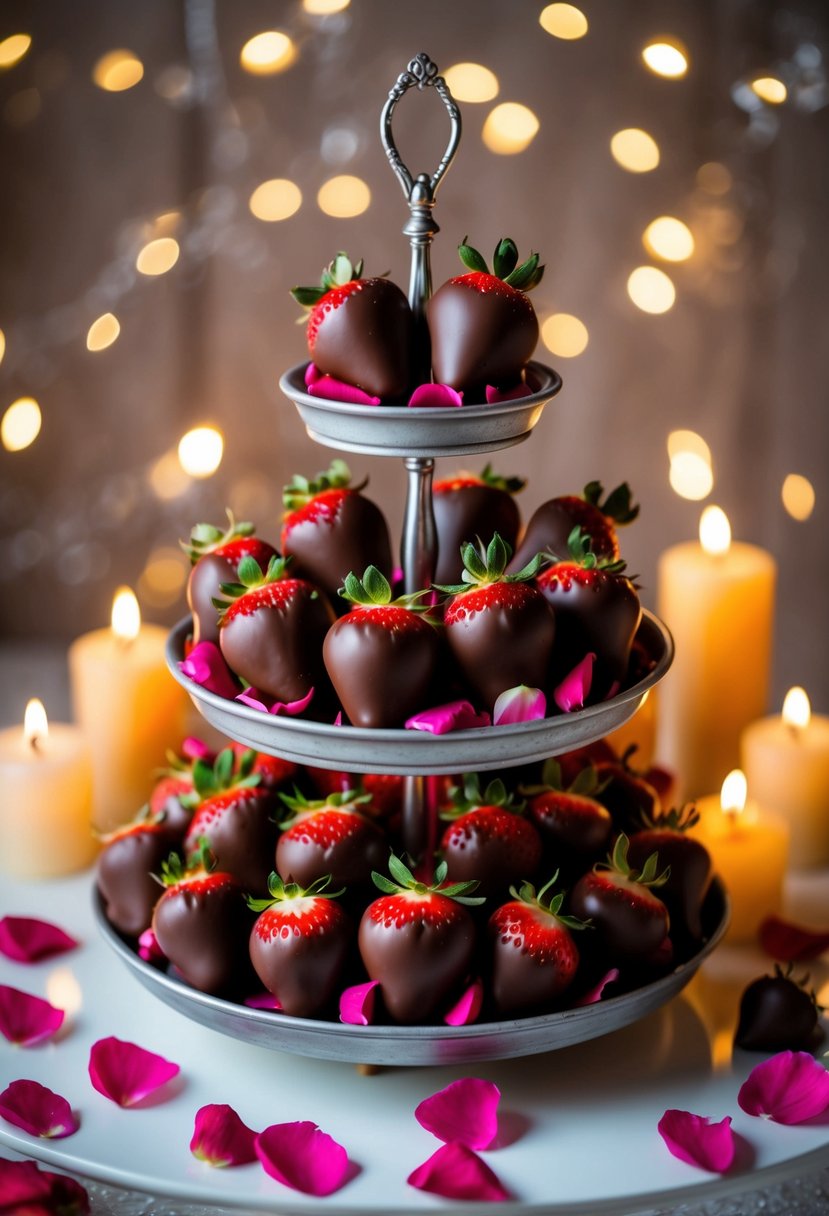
98;54;728;1066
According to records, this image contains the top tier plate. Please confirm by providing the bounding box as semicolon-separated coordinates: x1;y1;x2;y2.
279;360;563;457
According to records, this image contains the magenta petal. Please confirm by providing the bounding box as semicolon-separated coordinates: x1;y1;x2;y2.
759;915;829;962
88;1036;180;1108
244;992;283;1011
0;1157;54;1207
554;652;596;713
407;1142;510;1202
0;916;78;963
737;1051;829;1125
416;1078;500;1150
493;684;547;725
0;1080;79;1139
575;968;620;1007
308;375;381;406
304;362;321;386
658;1110;735;1173
333;712;343;726
405;700;491;734
138;928;165;963
181;737;214;762
444;979;484;1026
235;686;315;716
255;1121;350;1196
485;383;531;403
180;641;239;700
190;1103;258;1167
0;985;65;1047
339;980;380;1025
408;382;464;408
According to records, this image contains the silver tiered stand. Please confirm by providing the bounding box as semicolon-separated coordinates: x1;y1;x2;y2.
97;54;728;1066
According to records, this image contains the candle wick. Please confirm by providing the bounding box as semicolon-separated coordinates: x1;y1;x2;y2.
29;733;43;755
115;633;135;653
786;722;801;742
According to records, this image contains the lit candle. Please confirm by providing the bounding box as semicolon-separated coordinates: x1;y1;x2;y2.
741;688;829;869
655;506;776;800
68;587;188;832
0;699;96;877
691;769;790;943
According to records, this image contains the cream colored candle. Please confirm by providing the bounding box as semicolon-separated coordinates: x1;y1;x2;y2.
69;587;188;832
655;507;776;801
742;687;829;869
0;699;97;877
690;769;789;943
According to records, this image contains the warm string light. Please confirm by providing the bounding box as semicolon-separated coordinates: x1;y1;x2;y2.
23;699;49;753
781;473;815;521
782;687;811;733
643;217;695;262
240;31;297;75
177;426;224;478
642;40;689;79
610;128;660;172
751;76;787;105
442;63;499;103
1;397;42;452
92;50;144;92
249;179;302;222
136;238;180;276
627;266;676;314
317;175;371;218
541;313;589;358
539;4;588;40
482;103;540;154
86;313;121;352
668;430;713;501
0;34;33;70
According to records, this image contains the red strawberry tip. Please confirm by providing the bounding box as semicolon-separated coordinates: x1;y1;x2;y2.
443;772;525;819
282;458;366;512
639;803;701;834
277;784;372;826
156;839;214;888
247;871;345;913
191;747;261;802
457;237;544;291
596;832;670;889
290;252;366;310
339;566;434;613
372;854;486;907
181;508;255;565
434;532;546;595
520;757;607;799
212;553;296;619
480;461;526;495
509;872;592;931
583;481;640;526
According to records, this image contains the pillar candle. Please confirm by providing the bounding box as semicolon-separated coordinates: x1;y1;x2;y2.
68;587;189;832
741;687;829;869
655;506;776;801
0;699;97;877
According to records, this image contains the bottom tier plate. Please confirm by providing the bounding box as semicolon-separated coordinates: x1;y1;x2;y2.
94;882;729;1067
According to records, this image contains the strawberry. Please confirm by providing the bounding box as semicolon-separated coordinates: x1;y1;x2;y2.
358;855;484;1023
182;510;278;646
570;833;670;960
488;875;588;1015
521;758;613;868
97;819;173;937
627;805;712;941
281;459;393;603
427;237;544;394
228;742;297;792
510;481;639;572
437;533;555;711
215;554;334;705
323;566;439;728
432;464;526;585
148;739;217;839
439;774;541;898
734;964;823;1052
291;252;416;398
556;739;617;786
275;787;388;890
248;873;352;1018
305;768;404;822
593;749;662;835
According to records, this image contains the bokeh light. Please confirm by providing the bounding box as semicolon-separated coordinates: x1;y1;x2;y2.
178;426;224;478
482;103;540;154
751;76;787;104
240;31;297;75
641;40;688;79
696;162;732;194
669;452;714;500
317;175;371;218
627;266;676;314
136;237;180;276
0;329;5;367
149;450;191;500
92;50;144;92
539;4;588;40
781;473;815;521
643;216;695;262
0;34;32;70
139;547;188;609
86;313;121;352
1;397;42;452
249;178;302;222
303;0;350;12
610;128;660;172
442;62;499;103
667;429;712;465
541;313;589;357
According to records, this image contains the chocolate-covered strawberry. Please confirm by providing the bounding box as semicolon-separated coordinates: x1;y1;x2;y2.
489;875;588;1015
570;833;670;960
538;527;642;701
734;965;823;1052
593;750;662;835
439;774;541;898
183;510;278;646
522;759;613;868
433;464;526;586
97;819;173;937
291;252;415;399
323;567;439;728
627;805;712;941
228;742;297;793
281;459;393;603
438;533;555;711
427;237;543;394
275;787;387;890
149;739;216;840
248;873;351;1018
215;554;334;704
306;767;404;822
358;855;484;1023
510;481;639;573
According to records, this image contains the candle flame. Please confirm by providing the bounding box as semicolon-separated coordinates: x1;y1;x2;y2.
782;686;810;730
24;698;49;748
111;586;141;642
720;768;747;815
699;505;731;555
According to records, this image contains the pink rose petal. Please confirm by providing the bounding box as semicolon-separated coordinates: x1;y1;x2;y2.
190;1103;258;1167
603;680;621;701
416;1078;501;1150
181;737;215;762
405;700;491;734
408;382;464;409
493;684;547;725
485;383;531;403
235;686;315;716
339;980;380;1026
138;928;165;963
255;1121;350;1196
308;375;381;406
658;1110;735;1173
0;1080;79;1139
554;652;596;713
304;362;321;386
443;979;484;1026
88;1036;180;1108
244;992;283;1011
180;641;239;700
0;916;78;963
0;985;65;1047
333;711;343;726
737;1051;829;1125
575;968;621;1007
0;1158;90;1213
759;915;829;962
407;1142;510;1202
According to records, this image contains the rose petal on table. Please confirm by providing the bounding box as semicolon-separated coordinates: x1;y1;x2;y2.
0;1080;79;1139
339;980;380;1026
415;1079;501;1150
0;1157;90;1213
244;992;283;1011
759;915;829;962
575;968;621;1007
657;1110;735;1173
737;1051;829;1124
137;929;165;964
493;685;547;725
179;641;239;700
405;700;491;734
308;375;381;406
88;1036;180;1107
408;383;464;408
304;362;321;386
255;1121;351;1196
0;984;65;1047
443;979;484;1026
553;652;596;713
0;916;78;964
485;383;531;403
235;686;315;716
190;1103;258;1167
181;737;215;763
42;1167;91;1214
407;1142;510;1201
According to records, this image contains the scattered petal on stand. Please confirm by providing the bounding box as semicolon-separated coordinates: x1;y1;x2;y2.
443;979;484;1026
190;1103;258;1167
408;383;464;408
179;642;239;700
485;383;531;403
407;1142;510;1201
553;652;596;713
0;1079;79;1139
657;1109;735;1173
255;1121;351;1196
88;1036;180;1107
737;1051;829;1124
339;980;380;1025
304;362;321;386
405;701;491;734
575;968;621;1007
235;686;315;716
415;1078;501;1150
244;992;283;1011
308;376;381;405
492;684;546;725
137;929;165;964
0;917;78;964
0;984;65;1046
181;737;215;762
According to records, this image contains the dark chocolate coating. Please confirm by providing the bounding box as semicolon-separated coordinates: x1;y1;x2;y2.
529;793;613;862
152;878;253;994
283;493;393;604
433;484;521;586
150;776;195;841
539;570;642;701
627;831;712;941
734;975;820;1052
427;280;538;394
488;904;579;1014
185;790;279;896
440;808;542;899
594;764;662;835
509;500;590;573
570;872;669;959
276;810;388;890
249;904;351;1017
97;826;171;937
188;553;237;647
312;277;416;399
